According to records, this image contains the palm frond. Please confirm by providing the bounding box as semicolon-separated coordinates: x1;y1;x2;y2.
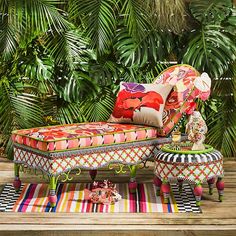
190;0;232;24
45;29;90;69
182;25;236;77
56;101;87;124
69;0;117;55
55;71;98;103
0;79;44;158
0;0;71;59
81;88;115;121
25;0;70;33
121;0;151;40
205;64;236;157
0;15;18;60
114;27;173;67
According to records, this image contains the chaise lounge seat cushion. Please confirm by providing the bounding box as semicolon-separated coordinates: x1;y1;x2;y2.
12;122;159;152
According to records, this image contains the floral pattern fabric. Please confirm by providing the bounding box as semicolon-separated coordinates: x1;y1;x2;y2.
154;64;210;136
108;82;173;127
12;122;158;152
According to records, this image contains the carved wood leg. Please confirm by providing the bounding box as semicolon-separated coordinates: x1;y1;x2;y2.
194;183;203;206
216;177;224;202
178;179;184;193
128;165;137;194
161;180;170;204
207;177;215;195
89;170;97;181
13;163;21;192
48;176;57;207
153;176;162;196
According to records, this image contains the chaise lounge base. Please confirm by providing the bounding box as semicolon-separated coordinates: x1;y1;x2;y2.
12;122;179;207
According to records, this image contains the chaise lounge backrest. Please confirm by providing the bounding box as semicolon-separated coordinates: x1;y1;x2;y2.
154;64;200;136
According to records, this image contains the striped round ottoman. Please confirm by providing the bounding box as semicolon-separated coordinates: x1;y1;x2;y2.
153;144;224;206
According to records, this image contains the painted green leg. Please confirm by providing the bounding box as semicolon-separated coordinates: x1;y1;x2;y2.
216;177;224;202
13;163;21;192
48;176;57;207
161;180;170;204
128;165;138;194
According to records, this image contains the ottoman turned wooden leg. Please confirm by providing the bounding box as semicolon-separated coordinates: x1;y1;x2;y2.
207;177;215;195
216;177;224;202
13;163;21;192
194;184;203;206
153;176;162;196
177;179;184;193
48;176;57;207
128;165;137;194
161;180;170;204
89;170;97;181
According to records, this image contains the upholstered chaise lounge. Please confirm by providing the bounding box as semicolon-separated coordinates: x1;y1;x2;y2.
12;64;204;207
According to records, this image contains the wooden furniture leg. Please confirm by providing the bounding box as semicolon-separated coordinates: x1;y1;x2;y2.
13;163;21;192
89;170;97;181
161;180;170;203
178;179;184;192
128;165;138;194
216;177;224;202
48;176;57;207
194;184;203;206
153;176;162;196
207;177;215;195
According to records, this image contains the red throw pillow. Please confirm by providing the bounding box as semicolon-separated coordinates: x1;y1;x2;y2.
108;82;173;127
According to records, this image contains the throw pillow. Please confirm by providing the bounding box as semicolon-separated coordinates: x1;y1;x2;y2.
108;82;173;127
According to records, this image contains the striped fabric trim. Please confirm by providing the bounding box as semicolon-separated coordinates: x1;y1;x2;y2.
155;149;222;164
0;183;200;213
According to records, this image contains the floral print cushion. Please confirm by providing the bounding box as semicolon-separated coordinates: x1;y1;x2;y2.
108;82;173;127
154;64;210;136
12;122;158;152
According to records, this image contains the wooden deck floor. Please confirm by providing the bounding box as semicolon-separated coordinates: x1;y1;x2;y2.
0;157;235;236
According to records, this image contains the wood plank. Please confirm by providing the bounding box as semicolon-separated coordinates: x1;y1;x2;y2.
0;158;235;236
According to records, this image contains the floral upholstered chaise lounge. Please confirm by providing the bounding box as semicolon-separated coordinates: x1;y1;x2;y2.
12;64;210;207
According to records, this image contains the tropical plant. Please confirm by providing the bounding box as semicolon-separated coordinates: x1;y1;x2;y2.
183;0;236;156
0;0;235;158
143;0;188;34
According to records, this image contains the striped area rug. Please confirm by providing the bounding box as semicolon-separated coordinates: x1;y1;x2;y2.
0;183;201;213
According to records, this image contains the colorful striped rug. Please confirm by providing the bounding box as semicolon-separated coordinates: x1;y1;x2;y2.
0;183;201;213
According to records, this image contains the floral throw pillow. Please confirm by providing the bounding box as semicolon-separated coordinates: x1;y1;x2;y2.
108;82;173;127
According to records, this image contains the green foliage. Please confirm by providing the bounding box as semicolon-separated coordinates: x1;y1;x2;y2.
0;78;44;157
190;0;232;24
0;0;70;60
69;0;117;55
0;0;235;158
115;27;173;67
81;88;115;121
206;67;236;156
183;25;236;77
143;0;188;34
121;0;151;39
